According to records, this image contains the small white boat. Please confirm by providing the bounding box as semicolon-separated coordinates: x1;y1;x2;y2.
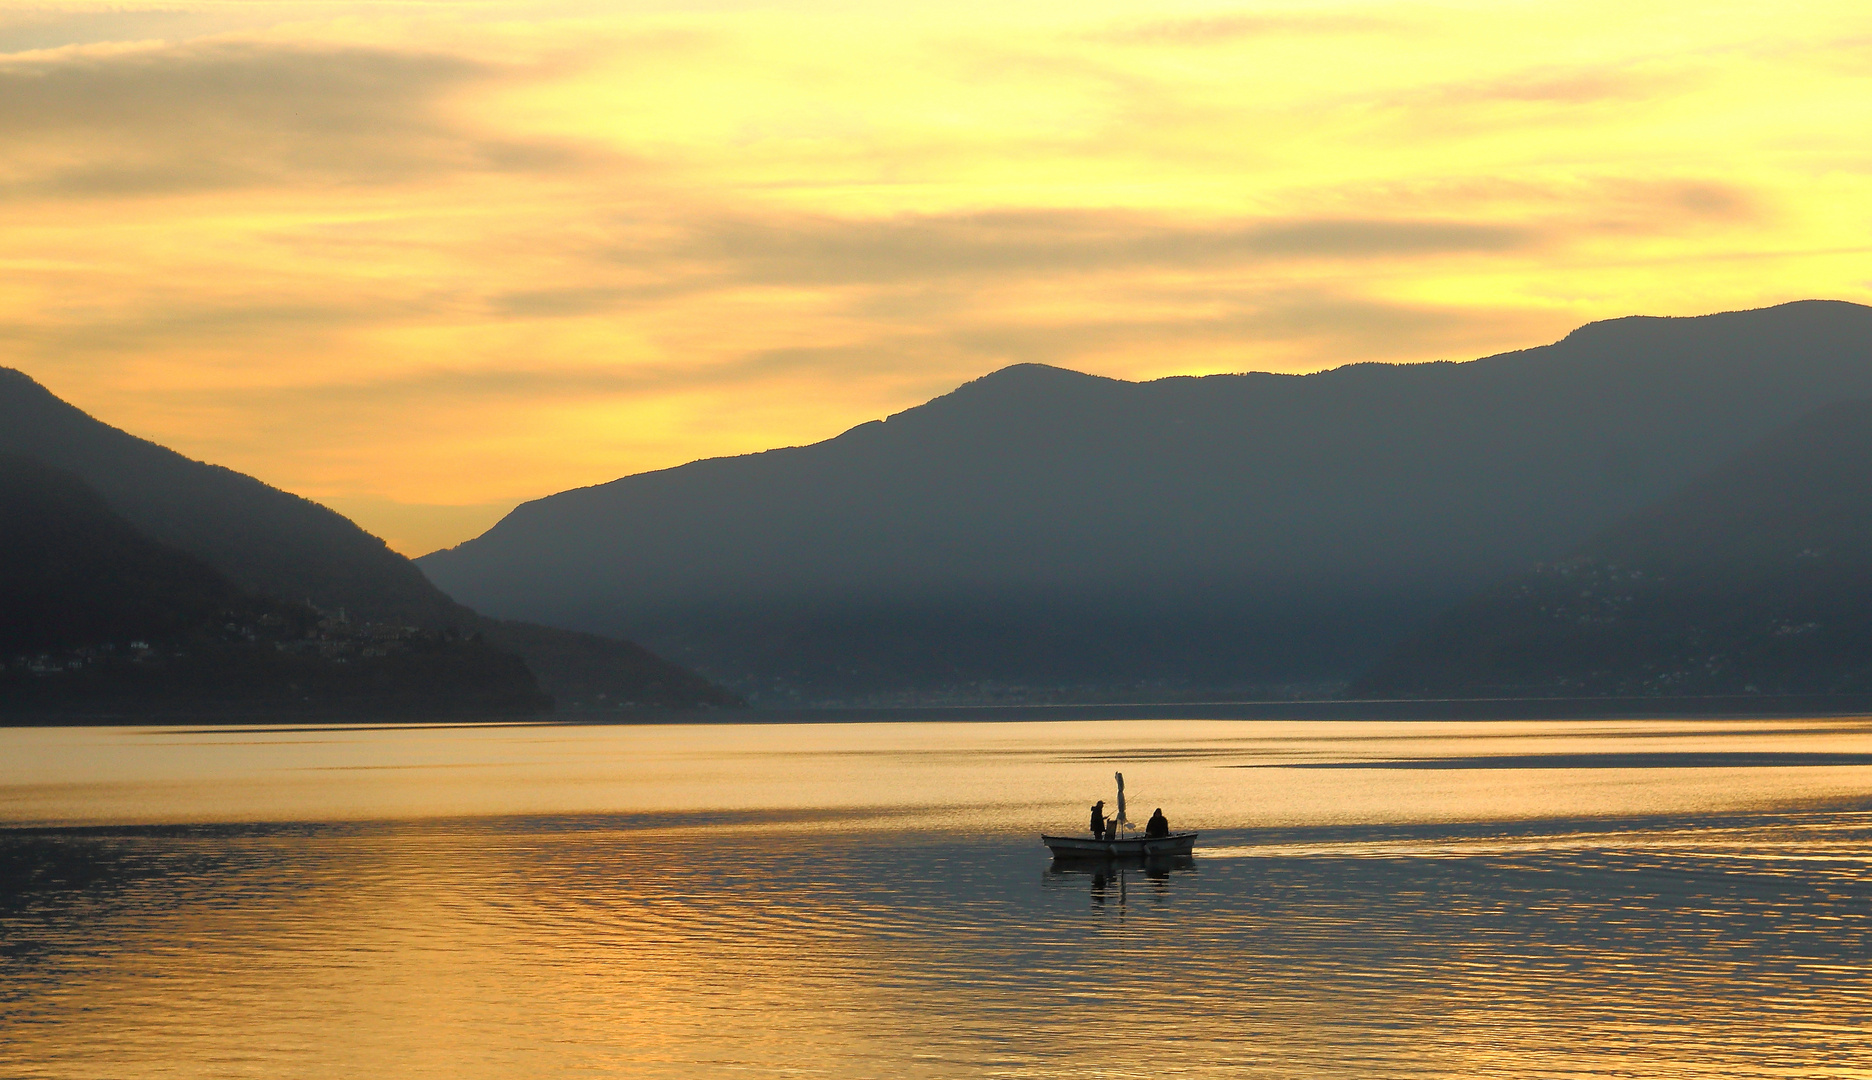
1041;832;1199;859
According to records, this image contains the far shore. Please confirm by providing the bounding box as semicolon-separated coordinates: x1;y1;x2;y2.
8;693;1872;728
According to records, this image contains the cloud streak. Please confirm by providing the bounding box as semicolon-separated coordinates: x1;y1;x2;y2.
667;211;1541;286
1085;12;1404;46
0;39;602;197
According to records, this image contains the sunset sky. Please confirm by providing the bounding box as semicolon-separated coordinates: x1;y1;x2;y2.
4;0;1869;554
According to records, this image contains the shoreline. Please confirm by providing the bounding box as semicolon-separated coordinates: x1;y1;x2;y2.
10;693;1872;727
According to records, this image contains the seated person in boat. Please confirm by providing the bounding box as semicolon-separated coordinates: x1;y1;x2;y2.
1090;800;1108;840
1145;808;1170;838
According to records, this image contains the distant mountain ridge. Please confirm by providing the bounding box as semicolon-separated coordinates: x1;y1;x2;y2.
0;370;739;710
418;300;1872;704
1354;399;1872;698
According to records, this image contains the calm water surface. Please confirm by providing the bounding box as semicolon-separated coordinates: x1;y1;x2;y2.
5;717;1872;1078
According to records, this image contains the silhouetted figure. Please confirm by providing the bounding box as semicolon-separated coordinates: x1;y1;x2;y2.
1145;808;1170;838
1090;800;1107;840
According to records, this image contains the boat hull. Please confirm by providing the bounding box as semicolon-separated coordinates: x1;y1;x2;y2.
1041;832;1198;859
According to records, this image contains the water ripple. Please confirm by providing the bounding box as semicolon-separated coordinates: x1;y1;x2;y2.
6;719;1872;1077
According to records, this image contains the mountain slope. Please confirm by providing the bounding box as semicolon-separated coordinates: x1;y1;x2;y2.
0;452;255;654
418;300;1872;703
0;454;550;718
1353;400;1872;697
0;370;737;709
0;369;454;627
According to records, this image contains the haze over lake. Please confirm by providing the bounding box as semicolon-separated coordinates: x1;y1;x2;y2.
6;715;1871;1078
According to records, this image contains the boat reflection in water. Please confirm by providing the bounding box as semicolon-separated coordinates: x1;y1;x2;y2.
1044;853;1197;910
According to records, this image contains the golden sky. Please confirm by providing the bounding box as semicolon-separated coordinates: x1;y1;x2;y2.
3;0;1869;554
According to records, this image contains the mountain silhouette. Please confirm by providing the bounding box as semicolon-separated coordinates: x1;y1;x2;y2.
418;300;1872;704
0;370;737;710
0;453;550;718
1353;399;1872;697
0;452;255;654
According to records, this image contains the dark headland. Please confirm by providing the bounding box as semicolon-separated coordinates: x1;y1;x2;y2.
0;370;740;721
0;453;550;720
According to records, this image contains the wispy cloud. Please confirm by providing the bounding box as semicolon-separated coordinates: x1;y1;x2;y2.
1407;65;1684;108
0;40;603;197
0;7;235;54
1084;12;1404;46
668;211;1540;286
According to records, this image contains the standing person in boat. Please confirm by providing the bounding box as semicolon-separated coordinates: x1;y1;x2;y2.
1090;800;1108;840
1145;808;1170;838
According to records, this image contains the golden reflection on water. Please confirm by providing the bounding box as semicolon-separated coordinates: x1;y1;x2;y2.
6;717;1872;828
5;717;1872;1079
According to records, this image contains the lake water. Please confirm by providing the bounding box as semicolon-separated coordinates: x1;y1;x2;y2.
5;716;1872;1078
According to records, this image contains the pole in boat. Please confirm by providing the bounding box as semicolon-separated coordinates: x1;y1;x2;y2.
1114;771;1127;840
